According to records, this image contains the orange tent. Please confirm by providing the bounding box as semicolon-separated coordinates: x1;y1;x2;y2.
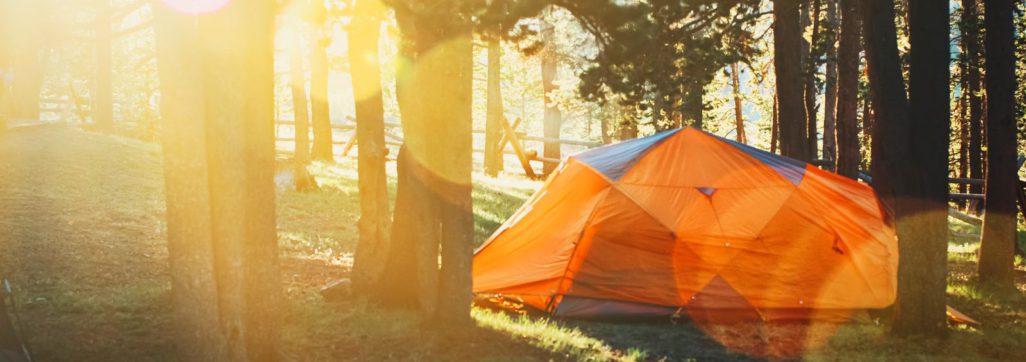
473;127;898;321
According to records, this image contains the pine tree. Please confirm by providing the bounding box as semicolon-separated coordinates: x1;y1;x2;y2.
890;0;950;337
835;0;861;178
348;0;392;295
776;0;811;160
978;0;1018;288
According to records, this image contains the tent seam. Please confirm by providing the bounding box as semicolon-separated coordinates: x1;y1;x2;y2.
545;186;613;314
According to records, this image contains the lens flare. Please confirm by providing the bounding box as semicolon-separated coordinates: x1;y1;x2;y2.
160;0;231;14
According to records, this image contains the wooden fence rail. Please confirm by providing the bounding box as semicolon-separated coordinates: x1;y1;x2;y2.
274;115;603;178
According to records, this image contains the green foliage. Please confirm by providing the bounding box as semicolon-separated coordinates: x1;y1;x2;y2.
575;0;763;129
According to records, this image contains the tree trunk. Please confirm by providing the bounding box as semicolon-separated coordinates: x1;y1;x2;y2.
978;0;1017;288
730;62;746;143
200;1;281;358
863;0;909;209
823;0;839;163
290;31;311;166
425;22;474;327
348;0;392;295
310;22;334;162
375;5;431;310
963;0;984;209
375;146;425;308
835;0;861;178
388;8;442;317
484;35;504;176
93;0;114;132
805;0;822;159
153;5;228;360
155;0;281;359
0;36;9;133
541;17;561;174
618;103;639;140
774;0;811;160
958;57;970;202
600;114;611;144
861;84;873;170
382;8;474;326
682;80;704;130
890;0;950;337
652;90;665;130
8;4;43;121
771;92;779;153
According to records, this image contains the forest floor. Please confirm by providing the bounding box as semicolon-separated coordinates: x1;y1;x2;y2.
0;126;1024;361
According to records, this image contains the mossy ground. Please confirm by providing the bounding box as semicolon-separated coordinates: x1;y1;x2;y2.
0;126;1023;361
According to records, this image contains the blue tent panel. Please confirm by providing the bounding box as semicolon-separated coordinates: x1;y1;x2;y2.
573;129;680;181
716;135;807;186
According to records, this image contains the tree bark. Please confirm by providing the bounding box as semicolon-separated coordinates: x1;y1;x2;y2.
8;3;43;121
861;82;873;167
653;90;666;131
805;0;822;159
484;35;504;176
386;7;441;316
381;7;474;325
0;30;9;133
890;0;950;337
771;92;779;153
155;0;281;359
682;80;704;130
774;0;811;160
290;31;311;166
153;5;229;361
835;0;861;178
958;54;970;202
200;1;281;358
618;103;639;140
978;0;1018;287
93;0;114;132
863;0;909;209
823;0;838;162
348;0;392;295
310;21;334;162
541;17;561;174
963;0;985;209
600;112;611;144
730;62;746;143
426;22;474;327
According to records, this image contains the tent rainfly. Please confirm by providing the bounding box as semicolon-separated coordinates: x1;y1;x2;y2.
473;127;898;322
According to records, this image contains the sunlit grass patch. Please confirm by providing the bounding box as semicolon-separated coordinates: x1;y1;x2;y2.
473;309;623;361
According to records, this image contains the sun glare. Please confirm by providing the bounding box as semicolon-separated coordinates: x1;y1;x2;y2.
160;0;231;14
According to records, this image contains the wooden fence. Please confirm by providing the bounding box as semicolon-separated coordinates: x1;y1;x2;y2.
274;115;603;178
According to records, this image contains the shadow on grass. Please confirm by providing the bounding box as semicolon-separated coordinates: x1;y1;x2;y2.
562;320;760;361
285;298;566;361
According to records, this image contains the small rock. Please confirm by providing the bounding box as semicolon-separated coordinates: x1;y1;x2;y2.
319;278;351;302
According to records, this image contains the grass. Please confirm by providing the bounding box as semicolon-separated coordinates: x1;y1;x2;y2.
0;126;1024;361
